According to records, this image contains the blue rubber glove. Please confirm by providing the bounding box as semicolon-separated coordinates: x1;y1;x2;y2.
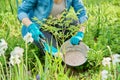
43;43;58;56
70;32;84;45
28;23;45;42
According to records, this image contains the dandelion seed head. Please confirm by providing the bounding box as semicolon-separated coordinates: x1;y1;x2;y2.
111;54;120;65
0;39;8;49
0;39;8;56
101;70;108;80
0;49;5;56
10;47;24;57
9;47;24;66
102;57;111;67
9;55;21;65
23;32;33;43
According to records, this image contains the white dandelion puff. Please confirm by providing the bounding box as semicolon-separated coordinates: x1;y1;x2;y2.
9;47;24;65
0;39;8;56
102;57;111;67
9;55;21;66
0;39;8;50
0;50;6;56
10;47;24;58
23;32;33;43
101;70;108;80
111;54;120;65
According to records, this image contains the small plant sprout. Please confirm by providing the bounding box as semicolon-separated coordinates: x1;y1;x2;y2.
9;47;24;65
101;70;109;80
0;38;8;56
111;54;120;65
23;32;34;43
102;57;111;67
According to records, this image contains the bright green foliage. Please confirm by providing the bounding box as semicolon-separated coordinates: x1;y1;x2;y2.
0;0;120;80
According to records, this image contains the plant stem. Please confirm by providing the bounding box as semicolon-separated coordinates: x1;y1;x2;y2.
25;42;28;79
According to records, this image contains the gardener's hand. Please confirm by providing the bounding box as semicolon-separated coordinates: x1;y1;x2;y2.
70;32;84;45
70;26;85;45
28;23;45;42
44;43;63;57
44;43;58;55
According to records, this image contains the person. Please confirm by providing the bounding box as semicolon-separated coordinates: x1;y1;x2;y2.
17;0;88;57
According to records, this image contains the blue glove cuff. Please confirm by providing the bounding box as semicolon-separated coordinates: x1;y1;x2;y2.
70;31;84;45
76;32;84;38
43;43;58;56
74;36;83;41
28;23;38;31
28;23;45;39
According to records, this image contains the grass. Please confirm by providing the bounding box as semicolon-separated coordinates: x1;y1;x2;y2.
0;0;120;80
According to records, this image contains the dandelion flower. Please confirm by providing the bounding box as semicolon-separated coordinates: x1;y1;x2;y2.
0;39;8;56
23;32;33;43
102;57;111;67
101;70;108;80
111;54;120;65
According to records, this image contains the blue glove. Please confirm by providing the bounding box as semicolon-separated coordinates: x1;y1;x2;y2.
28;23;45;42
43;43;58;56
70;32;84;45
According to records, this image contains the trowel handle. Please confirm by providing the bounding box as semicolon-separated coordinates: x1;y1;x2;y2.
39;38;58;56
